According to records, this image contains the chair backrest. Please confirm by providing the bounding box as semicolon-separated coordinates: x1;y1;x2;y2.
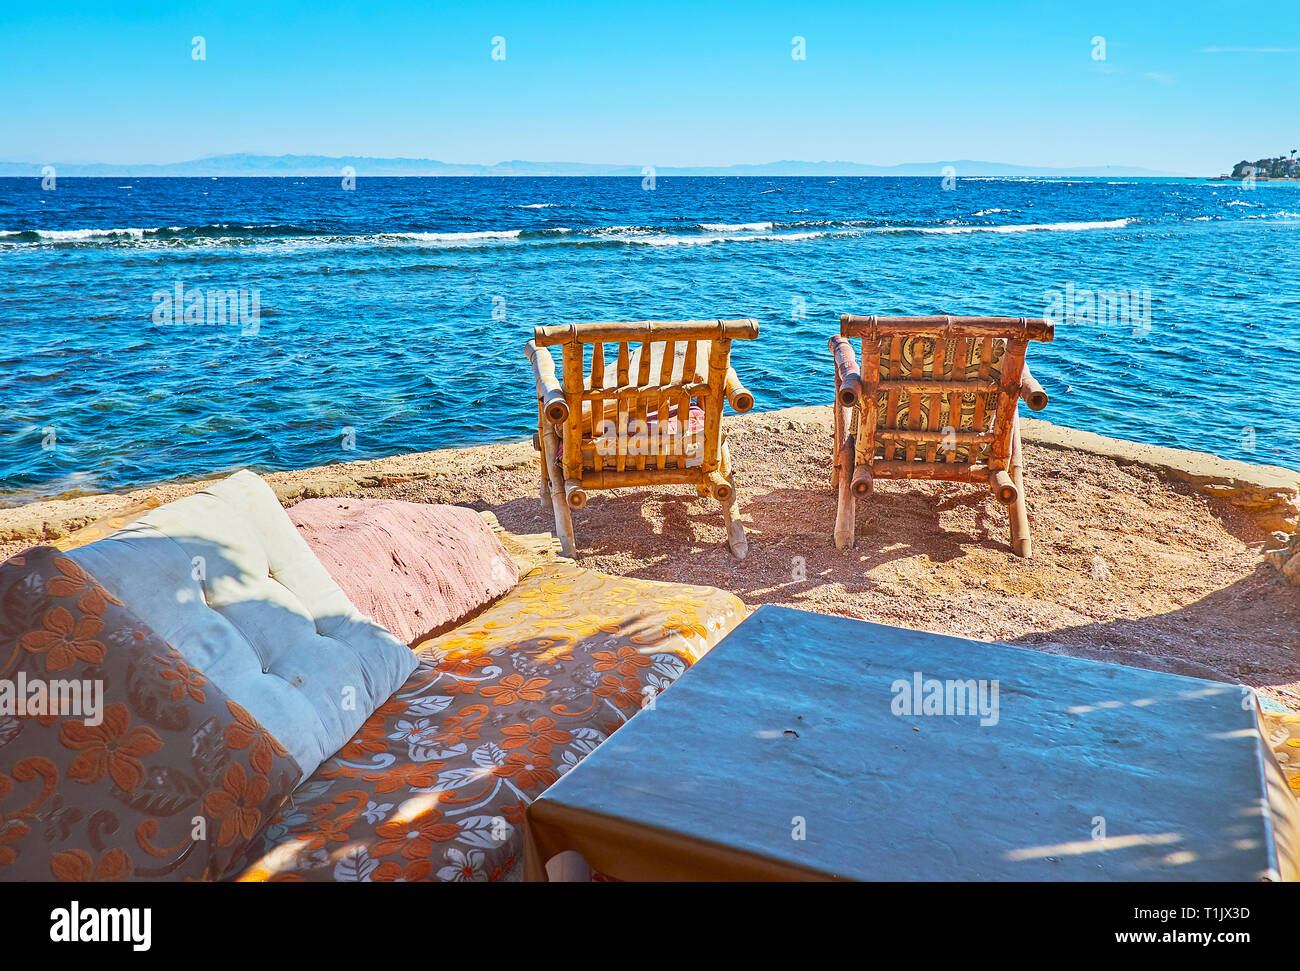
532;319;758;483
837;315;1053;476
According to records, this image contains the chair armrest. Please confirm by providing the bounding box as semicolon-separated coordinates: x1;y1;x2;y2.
1019;362;1048;411
724;367;754;413
525;340;569;424
829;336;863;408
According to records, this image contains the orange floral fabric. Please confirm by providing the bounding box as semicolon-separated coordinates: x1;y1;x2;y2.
233;562;745;882
0;547;302;881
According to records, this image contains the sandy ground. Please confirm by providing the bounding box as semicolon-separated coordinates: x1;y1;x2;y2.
366;414;1300;709
4;408;1298;708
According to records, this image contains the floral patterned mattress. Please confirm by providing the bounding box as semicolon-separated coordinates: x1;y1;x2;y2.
232;561;747;882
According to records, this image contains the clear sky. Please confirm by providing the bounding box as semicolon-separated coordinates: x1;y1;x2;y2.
1;0;1296;173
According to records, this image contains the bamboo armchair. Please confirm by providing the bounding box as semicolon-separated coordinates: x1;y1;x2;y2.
829;315;1054;556
526;319;759;559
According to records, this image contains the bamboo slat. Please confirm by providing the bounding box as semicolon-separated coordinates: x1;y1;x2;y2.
988;339;1029;472
1009;416;1031;556
841;314;1053;342
615;343;629;472
973;336;992;432
706;469;733;501
885;336;901;457
578;382;713;402
724;367;754;412
856;339;881;470
580;468;700;490
561;342;583;481
906;343;922;463
655;386;668;471
1020;363;1049;411
877;377;1000;395
927;337;946;463
944;336;969;464
702;338;730;475
534;318;759;347
525;340;569;424
990;469;1017;505
829;336;863;407
564;477;588;509
877;429;994;445
834;436;856;548
872;461;991;483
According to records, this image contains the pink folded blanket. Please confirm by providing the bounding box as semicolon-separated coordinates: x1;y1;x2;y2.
288;498;519;645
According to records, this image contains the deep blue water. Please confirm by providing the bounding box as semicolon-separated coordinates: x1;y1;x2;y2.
2;175;1298;505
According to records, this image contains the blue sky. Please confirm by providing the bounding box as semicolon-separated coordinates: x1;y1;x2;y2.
1;0;1296;172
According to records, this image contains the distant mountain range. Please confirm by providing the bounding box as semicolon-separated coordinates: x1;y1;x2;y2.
0;154;1190;178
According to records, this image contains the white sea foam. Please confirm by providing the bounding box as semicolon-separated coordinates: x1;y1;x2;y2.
514;203;559;209
902;218;1132;235
5;227;150;241
625;230;827;247
376;230;522;243
0;216;1143;250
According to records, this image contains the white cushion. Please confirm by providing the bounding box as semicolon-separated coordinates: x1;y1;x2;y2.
68;470;417;777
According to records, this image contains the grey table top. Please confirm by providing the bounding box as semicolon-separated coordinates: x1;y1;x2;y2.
532;605;1294;881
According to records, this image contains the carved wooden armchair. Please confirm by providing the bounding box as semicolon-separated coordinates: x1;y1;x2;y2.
526;319;759;558
829;315;1053;556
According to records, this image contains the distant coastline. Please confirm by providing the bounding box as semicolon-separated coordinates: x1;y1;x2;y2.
0;154;1189;179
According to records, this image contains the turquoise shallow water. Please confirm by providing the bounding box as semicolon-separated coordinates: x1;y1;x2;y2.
1;175;1297;505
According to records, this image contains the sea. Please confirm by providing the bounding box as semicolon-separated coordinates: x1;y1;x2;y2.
1;174;1297;505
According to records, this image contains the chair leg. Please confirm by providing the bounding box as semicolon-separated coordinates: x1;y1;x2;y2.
833;436;857;549
718;442;747;558
539;429;576;557
1008;421;1031;558
722;480;748;559
551;476;577;557
831;394;842;488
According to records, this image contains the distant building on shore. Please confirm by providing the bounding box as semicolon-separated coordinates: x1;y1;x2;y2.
1228;151;1300;180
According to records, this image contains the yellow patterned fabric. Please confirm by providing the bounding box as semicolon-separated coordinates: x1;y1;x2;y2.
865;336;1006;463
1262;711;1300;798
231;561;746;881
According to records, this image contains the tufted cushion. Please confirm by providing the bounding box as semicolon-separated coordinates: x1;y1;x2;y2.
287;499;518;645
65;470;417;778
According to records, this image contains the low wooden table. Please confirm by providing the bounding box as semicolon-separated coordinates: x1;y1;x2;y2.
524;605;1297;881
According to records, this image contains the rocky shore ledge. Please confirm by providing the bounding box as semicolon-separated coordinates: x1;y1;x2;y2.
3;406;1298;707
